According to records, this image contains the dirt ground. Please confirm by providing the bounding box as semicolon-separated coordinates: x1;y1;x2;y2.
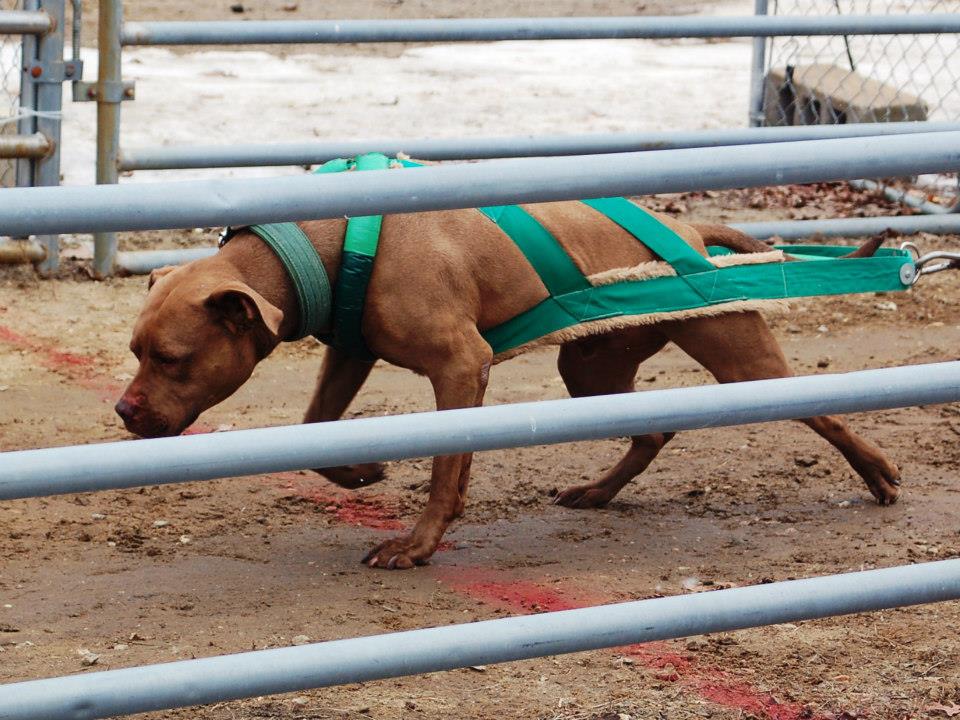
3;1;960;718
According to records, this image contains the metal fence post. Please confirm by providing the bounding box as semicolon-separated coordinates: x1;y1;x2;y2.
748;0;769;126
30;0;65;276
15;0;39;189
93;0;121;278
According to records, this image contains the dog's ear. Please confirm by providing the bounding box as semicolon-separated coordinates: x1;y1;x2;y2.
148;265;179;290
204;280;284;339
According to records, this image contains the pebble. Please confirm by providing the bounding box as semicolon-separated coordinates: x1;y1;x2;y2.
91;513;106;521
113;643;129;651
291;635;311;646
78;648;100;666
153;520;169;528
179;535;192;544
874;300;898;312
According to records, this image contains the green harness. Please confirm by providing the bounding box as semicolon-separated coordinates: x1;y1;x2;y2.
224;153;915;359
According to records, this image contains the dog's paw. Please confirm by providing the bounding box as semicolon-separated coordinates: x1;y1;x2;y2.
315;462;385;490
861;461;902;506
362;535;433;570
553;483;615;509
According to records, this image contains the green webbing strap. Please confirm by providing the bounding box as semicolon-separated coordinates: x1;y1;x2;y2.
246;223;332;341
479;205;591;296
319;152;391;360
582;197;716;276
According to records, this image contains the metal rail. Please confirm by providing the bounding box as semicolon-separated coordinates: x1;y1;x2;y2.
3;133;960;237
733;213;960;240
2;559;959;720
0;132;50;159
849;179;958;216
115;121;960;171
0;9;51;35
119;14;960;46
2;362;959;500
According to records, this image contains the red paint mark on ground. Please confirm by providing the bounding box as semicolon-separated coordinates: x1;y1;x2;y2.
271;472;406;532
693;679;808;720
437;566;821;720
0;323;122;402
437;568;591;613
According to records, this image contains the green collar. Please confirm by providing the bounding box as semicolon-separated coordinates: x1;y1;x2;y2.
220;222;332;341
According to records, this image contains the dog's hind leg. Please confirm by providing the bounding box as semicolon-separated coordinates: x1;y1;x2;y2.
553;329;674;509
364;328;493;569
662;311;901;505
306;347;384;490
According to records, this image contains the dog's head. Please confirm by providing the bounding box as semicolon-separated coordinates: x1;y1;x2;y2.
115;264;284;437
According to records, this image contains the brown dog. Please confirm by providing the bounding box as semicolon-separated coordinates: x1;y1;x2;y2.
117;201;901;569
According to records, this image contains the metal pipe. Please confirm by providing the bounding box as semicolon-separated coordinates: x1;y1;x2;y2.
849;178;953;215
15;0;40;190
0;240;45;264
115;247;216;273
0;132;50;159
93;0;122;279
1;362;958;500
732;213;960;240
120;14;960;46
3;132;960;237
748;0;769;127
2;559;959;720
31;0;65;276
115;121;960;171
0;9;52;35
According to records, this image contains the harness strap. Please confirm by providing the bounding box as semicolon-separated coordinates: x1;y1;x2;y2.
479;205;591;296
582;197;715;276
318;153;391;360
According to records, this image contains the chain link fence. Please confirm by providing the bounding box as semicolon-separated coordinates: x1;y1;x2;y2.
761;0;960;210
1;0;23;188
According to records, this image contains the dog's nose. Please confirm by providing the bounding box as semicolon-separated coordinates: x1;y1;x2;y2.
115;397;138;424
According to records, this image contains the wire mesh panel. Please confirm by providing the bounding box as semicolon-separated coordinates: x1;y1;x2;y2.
1;0;23;188
762;0;960;209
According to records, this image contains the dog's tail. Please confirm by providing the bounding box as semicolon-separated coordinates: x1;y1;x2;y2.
691;224;777;255
691;223;884;260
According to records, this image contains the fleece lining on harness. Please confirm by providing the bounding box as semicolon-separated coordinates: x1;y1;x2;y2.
225;153;915;359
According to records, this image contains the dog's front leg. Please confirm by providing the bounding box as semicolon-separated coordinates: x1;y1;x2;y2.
363;332;493;570
306;347;384;489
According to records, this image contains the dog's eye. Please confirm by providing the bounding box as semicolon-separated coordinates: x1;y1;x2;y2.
151;351;180;366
